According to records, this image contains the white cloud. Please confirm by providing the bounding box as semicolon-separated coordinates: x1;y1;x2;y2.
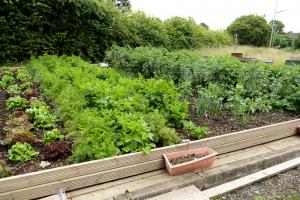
130;0;300;32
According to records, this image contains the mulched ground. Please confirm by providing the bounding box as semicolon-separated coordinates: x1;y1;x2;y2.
216;167;300;200
0;84;67;176
189;109;300;138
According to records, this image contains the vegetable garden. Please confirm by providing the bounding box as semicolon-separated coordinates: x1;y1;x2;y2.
0;48;299;177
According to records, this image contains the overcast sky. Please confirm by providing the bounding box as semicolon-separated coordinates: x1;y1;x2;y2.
130;0;300;33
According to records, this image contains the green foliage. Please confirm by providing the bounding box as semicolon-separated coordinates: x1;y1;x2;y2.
182;120;210;139
294;34;300;49
5;96;28;110
164;17;232;49
16;69;32;81
273;34;291;48
42;129;64;144
8;142;39;162
227;15;272;46
0;0;120;63
196;84;224;117
106;46;300;119
269;19;285;33
26;100;56;129
1;1;232;63
1;75;14;84
0;81;6;89
0;161;10;178
6;84;21;94
20;81;33;90
28;55;194;162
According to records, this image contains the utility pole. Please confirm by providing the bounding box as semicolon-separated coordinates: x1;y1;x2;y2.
269;0;278;48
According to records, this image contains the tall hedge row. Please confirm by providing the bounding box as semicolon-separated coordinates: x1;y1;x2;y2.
0;0;233;64
0;0;119;63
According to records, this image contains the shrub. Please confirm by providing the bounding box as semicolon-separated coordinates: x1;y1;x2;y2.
26;100;56;129
0;0;120;63
42;129;64;144
8;142;39;162
106;46;300;118
5;96;28;110
227;15;271;46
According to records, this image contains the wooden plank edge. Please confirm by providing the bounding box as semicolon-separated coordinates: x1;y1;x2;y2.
0;131;296;200
0;119;298;193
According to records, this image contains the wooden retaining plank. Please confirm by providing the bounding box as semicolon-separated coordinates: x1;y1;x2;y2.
0;143;188;193
70;141;278;200
6;132;291;200
0;160;164;200
0;119;298;198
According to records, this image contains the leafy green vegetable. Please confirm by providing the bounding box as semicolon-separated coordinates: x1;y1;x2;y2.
6;84;21;94
16;69;32;81
42;129;64;144
8;142;39;162
1;75;14;84
5;96;28;110
26;100;56;129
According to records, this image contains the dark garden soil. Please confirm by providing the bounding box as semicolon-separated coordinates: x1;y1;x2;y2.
170;153;205;166
189;107;300;138
0;83;68;177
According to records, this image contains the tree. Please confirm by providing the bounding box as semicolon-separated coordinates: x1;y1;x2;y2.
269;20;285;34
113;0;131;12
273;34;291;48
199;22;209;30
294;34;300;49
227;15;272;46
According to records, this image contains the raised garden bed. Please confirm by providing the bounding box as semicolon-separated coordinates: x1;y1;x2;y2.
0;119;299;200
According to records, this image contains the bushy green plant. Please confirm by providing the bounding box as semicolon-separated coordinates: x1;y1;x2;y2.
42;129;64;144
106;46;300;118
8;142;39;162
28;55;196;162
5;96;28;110
26;100;56;129
16;69;32;81
0;161;10;178
196;84;224;117
1;75;14;84
0;81;6;89
6;84;21;94
20;82;33;90
182;120;210;139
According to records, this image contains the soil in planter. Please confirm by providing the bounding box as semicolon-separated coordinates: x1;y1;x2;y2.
169;153;205;166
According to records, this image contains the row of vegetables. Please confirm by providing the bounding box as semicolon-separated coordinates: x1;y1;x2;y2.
0;68;71;177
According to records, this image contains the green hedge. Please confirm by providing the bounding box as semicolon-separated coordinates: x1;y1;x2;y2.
1;1;232;64
0;0;119;63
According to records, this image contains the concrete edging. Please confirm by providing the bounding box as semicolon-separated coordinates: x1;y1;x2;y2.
114;144;300;200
